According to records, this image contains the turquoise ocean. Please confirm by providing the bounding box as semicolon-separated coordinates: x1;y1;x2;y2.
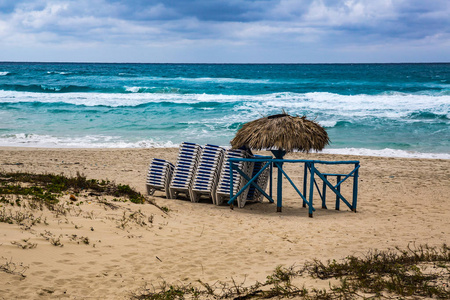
1;62;449;158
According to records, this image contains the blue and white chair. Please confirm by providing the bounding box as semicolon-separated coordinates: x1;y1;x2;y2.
215;149;251;205
190;144;225;203
146;158;175;198
168;142;202;200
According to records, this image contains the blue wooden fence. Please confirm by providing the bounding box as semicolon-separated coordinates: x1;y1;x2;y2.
228;157;360;217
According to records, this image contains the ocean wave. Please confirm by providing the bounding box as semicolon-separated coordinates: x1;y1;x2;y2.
408;111;449;121
0;84;93;93
118;73;137;77
124;86;183;94
119;75;274;84
125;86;150;93
0;83;189;94
0;90;247;107
0;133;178;148
177;77;272;84
46;71;73;75
0;91;448;121
0;71;11;76
328;121;353;128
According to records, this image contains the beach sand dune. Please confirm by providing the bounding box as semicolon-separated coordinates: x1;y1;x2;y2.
1;147;449;299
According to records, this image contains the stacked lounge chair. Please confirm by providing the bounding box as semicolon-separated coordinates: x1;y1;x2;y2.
215;149;252;206
237;155;271;208
168;142;202;200
190;144;225;203
147;143;271;208
146;158;174;198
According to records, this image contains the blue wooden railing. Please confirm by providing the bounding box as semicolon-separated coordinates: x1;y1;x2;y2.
228;156;360;217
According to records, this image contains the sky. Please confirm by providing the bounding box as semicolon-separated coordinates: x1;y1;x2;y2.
1;0;449;63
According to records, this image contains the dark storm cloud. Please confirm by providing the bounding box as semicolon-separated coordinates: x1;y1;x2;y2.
2;0;449;38
1;0;449;62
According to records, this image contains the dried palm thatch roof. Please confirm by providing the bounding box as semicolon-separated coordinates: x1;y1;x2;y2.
230;113;330;153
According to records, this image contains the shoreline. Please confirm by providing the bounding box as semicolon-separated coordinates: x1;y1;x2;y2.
1;147;449;298
1;145;449;160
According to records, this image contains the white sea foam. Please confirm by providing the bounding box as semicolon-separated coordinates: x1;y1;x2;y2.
0;133;179;149
237;92;450;121
318;120;338;127
322;148;450;159
0;72;10;76
124;86;143;93
0;90;249;106
1;90;449;119
46;71;72;75
115;75;275;85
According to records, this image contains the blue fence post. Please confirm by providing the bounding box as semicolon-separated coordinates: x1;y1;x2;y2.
322;175;327;209
276;162;283;212
335;175;341;210
308;163;315;218
303;162;308;207
352;163;359;212
269;161;273;199
271;150;286;212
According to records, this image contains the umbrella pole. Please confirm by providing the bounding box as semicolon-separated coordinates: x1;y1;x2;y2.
271;150;286;212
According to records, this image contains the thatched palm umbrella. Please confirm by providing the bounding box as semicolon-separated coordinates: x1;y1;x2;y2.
231;113;329;153
230;113;330;212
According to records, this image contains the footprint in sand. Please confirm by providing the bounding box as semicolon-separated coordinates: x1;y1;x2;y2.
30;270;46;276
56;259;78;265
54;279;68;285
44;274;56;281
121;252;139;259
87;249;101;254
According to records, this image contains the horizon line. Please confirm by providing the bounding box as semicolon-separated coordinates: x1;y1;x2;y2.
1;61;450;65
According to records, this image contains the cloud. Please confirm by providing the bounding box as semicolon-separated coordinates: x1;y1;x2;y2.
1;0;449;62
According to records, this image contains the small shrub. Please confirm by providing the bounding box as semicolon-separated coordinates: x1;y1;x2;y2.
160;206;170;213
0;257;29;278
11;239;38;249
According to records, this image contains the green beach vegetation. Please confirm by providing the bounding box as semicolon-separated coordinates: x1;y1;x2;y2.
0;171;148;207
132;244;449;299
0;171;162;230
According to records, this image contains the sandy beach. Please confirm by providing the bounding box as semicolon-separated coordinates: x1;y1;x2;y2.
1;147;449;299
